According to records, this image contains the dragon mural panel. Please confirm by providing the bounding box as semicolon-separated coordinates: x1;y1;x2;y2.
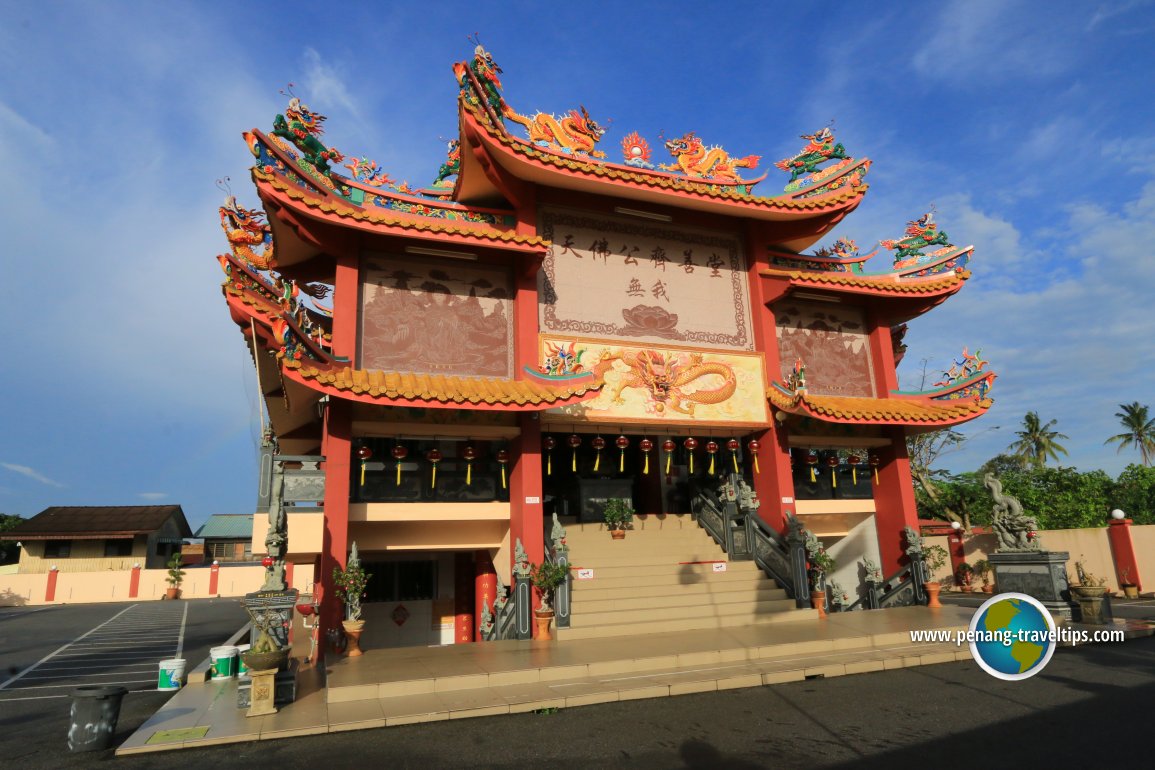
542;336;768;426
775;302;876;397
359;257;514;377
539;208;753;352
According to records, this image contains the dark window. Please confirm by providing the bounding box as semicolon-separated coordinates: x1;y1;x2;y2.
363;560;437;603
44;540;71;558
352;439;509;504
104;539;132;557
155;542;167;556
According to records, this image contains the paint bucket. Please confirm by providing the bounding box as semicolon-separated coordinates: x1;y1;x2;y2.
157;659;186;691
236;644;251;677
210;646;239;679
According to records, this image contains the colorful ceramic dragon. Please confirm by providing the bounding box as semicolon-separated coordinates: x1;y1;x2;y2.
433;139;461;186
272;96;344;176
775;127;847;182
659;132;760;182
880;211;951;266
219;195;275;270
506;106;607;158
593;349;737;416
814;237;859;260
540;341;586;377
455;40;507;115
343;156;395;188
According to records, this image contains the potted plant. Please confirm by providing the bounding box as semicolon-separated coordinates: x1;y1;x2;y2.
332;542;371;656
804;532;835;618
922;545;948;608
1071;561;1107;598
1071;560;1110;624
603;498;635;540
1119;567;1139;599
974;559;994;593
529;560;569;640
165;554;185;600
955;562;975;593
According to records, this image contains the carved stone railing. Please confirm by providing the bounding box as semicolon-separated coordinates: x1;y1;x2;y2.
690;474;753;560
746;513;809;608
546;514;571;630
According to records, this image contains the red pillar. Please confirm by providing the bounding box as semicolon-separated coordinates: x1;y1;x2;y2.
872;427;921;574
45;567;59;603
947;526;966;579
749;426;795;533
454;552;476;643
208;561;220;596
128;564;141;598
510;413;544;623
320;398;352;641
1108;517;1142;592
475;549;497;637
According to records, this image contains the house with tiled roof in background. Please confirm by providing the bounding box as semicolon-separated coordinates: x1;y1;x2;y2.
10;505;193;574
218;43;994;653
193;514;254;563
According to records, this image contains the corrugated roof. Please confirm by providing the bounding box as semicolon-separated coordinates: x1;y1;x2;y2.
194;514;254;540
12;506;192;539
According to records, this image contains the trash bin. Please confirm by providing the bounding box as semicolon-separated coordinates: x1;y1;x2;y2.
68;685;128;752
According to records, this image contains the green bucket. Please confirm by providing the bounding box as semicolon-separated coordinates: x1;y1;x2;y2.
236;644;250;677
210;646;238;679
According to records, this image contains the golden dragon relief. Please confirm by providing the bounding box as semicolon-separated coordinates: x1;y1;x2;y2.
592;349;737;416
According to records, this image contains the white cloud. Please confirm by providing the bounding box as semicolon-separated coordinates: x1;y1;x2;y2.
138;492;168;501
1;462;64;488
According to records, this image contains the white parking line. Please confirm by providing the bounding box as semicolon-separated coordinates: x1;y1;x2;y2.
0;605;136;691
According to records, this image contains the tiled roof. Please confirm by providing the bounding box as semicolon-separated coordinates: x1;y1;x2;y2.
768;387;991;425
254;170;547;249
194;514;254;540
12;506;192;539
760;268;970;294
464;100;868;213
285;360;602;406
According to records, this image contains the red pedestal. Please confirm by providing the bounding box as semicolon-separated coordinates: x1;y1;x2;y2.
45;568;59;602
128;565;141;598
208;562;220;596
1108;518;1142;592
475;550;497;637
454;552;475;643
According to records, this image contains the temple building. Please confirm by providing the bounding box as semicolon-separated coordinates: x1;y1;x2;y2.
216;44;994;648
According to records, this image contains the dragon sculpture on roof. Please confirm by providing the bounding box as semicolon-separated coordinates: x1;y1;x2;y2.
660;132;761;182
881;211;951;267
219;194;275;270
272;91;344;177
775;126;848;182
506;105;608;158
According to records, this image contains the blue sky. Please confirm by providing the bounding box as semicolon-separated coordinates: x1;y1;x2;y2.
2;1;1154;528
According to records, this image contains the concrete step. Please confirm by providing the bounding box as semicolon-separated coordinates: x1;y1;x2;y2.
567;551;742;568
565;561;762;581
570;596;800;627
573;585;788;611
555;605;816;640
571;576;781;602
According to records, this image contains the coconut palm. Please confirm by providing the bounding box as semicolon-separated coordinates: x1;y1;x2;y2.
1008;411;1069;469
1105;402;1155;466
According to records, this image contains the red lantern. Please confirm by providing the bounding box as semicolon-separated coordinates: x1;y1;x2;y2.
684;437;698;474
847;454;862;485
615;436;629;472
591;436;606;472
568;434;582;472
543;435;557;476
262;556;274;568
826;454;839;487
705;441;719;475
869;453;881;485
496;448;509;489
662;438;677;474
427;448;443;489
806;451;819;483
463;445;477;486
726;439;740;474
747;439;761;474
356;446;372;486
391;445;408;486
639;438;654;475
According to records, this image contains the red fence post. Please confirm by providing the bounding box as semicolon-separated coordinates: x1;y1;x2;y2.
1107;514;1142;592
45;567;59;603
129;563;141;598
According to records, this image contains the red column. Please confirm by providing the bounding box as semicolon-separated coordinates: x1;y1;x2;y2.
872;427;921;574
319;398;352;642
45;567;59;603
454;552;476;644
208;561;220;596
475;549;497;637
510;414;544;621
1108;517;1142;592
128;564;141;598
749;426;795;533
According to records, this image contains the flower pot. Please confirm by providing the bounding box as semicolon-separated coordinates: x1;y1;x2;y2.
960;585;973;593
534;608;555;640
241;648;288;673
1122;584;1139;599
342;619;366;657
1071;585;1109;599
810;590;827;618
165;587;181;600
982;584;994;594
924;582;943;608
610;529;626;540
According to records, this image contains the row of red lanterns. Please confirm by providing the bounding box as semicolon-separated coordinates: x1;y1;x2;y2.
542;435;763;476
800;452;881;486
355;445;510;490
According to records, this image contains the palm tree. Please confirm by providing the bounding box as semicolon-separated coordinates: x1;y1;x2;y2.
1105;402;1155;466
1008;411;1069;469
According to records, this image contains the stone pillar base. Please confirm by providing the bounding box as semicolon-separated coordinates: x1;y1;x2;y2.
989;551;1072;620
246;668;279;717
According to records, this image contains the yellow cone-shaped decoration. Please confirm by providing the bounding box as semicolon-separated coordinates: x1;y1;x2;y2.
708;454;715;475
360;461;367;486
467;461;472;486
732;452;739;474
644;454;650;474
396;461;402;486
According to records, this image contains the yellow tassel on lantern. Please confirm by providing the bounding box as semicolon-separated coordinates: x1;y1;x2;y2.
689;454;694;474
753;455;760;474
547;454;552;476
501;464;507;489
619;450;625;473
732;453;739;474
810;466;816;483
466;461;472;486
360;462;367;486
665;452;672;475
396;462;402;486
708;454;715;475
831;468;838;488
644;453;650;474
572;452;577;472
431;463;437;489
852;468;857;485
874;468;880;485
594;451;601;472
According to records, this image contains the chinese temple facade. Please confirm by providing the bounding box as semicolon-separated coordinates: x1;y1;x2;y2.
217;45;994;647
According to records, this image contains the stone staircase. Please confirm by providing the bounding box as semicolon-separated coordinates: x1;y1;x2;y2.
559;515;815;640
